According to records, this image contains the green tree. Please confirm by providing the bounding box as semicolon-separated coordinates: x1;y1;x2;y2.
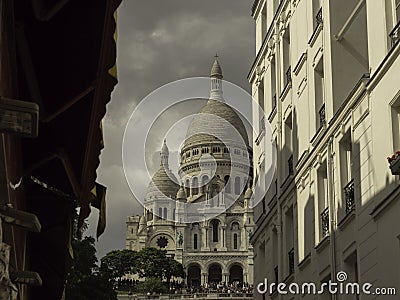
165;258;185;286
136;277;166;294
65;237;116;300
136;248;169;279
100;249;137;280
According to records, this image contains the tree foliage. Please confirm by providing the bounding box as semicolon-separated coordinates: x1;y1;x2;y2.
136;277;166;294
100;249;137;280
65;237;116;300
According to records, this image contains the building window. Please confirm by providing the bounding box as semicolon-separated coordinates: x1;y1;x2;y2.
202;147;209;154
202;175;209;194
163;207;167;220
158;207;163;220
388;0;400;47
312;0;323;30
192;177;199;195
282;28;291;91
224;147;230;153
211;219;219;242
340;131;354;214
194;234;198;250
224;175;231;193
318;161;329;238
234;176;241;195
391;98;400;151
233;233;238;250
212;146;221;153
271;55;277;112
314;57;325;130
284;113;293;178
185;179;190;197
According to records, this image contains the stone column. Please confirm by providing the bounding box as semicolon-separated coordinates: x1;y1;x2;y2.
223;273;229;284
201;273;208;286
221;226;227;251
202;226;209;251
241;227;247;250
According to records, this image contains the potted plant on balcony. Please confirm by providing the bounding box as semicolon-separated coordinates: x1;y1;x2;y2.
387;150;400;175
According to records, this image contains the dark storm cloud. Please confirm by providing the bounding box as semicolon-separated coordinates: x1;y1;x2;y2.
86;0;255;258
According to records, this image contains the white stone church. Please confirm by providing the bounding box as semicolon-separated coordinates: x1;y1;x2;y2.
126;58;255;287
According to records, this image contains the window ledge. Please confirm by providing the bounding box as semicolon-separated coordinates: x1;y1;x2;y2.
283;272;294;284
309;23;323;47
298;253;311;271
268;106;277;122
280;82;292;100
310;125;326;148
315;235;330;253
338;208;355;231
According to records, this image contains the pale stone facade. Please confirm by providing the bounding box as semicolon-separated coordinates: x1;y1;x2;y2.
126;59;255;287
250;0;400;299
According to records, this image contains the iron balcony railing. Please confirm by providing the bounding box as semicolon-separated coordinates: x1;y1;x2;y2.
272;93;277;111
288;248;295;274
389;20;400;48
288;155;294;176
344;179;355;213
319;103;326;129
285;66;292;89
321;207;329;237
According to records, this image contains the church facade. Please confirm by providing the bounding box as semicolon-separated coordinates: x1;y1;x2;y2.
126;58;255;287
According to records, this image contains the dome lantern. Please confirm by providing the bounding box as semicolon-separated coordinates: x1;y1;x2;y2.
210;54;224;101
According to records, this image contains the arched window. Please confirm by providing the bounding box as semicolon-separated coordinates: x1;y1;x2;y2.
192;177;199;195
224;175;231;193
163;207;168;219
194;234;198;250
234;177;241;195
202;175;209;193
233;233;238;250
185;179;190;196
211;219;219;242
158;207;162;220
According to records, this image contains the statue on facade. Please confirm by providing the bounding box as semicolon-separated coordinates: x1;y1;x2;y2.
177;231;183;247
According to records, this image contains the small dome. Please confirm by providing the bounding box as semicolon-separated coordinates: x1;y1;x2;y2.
146;140;179;200
210;58;223;79
176;186;187;201
146;167;179;200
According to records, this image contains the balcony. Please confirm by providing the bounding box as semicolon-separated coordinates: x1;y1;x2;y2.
288;248;294;274
389;21;400;48
320;207;329;237
319;103;326;129
344;179;355;213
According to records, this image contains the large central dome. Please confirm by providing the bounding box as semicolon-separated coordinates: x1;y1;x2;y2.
183;58;249;148
184;99;249;147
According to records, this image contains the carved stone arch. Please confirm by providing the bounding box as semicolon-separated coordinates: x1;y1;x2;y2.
229;219;241;230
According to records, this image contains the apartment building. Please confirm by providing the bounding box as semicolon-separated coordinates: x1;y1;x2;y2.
249;0;400;299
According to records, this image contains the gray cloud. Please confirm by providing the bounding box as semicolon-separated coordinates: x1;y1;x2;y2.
86;0;255;259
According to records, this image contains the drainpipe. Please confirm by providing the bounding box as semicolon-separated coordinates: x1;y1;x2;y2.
327;137;337;299
275;23;283;300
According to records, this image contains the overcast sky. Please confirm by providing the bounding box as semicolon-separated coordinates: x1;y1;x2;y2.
86;0;256;259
